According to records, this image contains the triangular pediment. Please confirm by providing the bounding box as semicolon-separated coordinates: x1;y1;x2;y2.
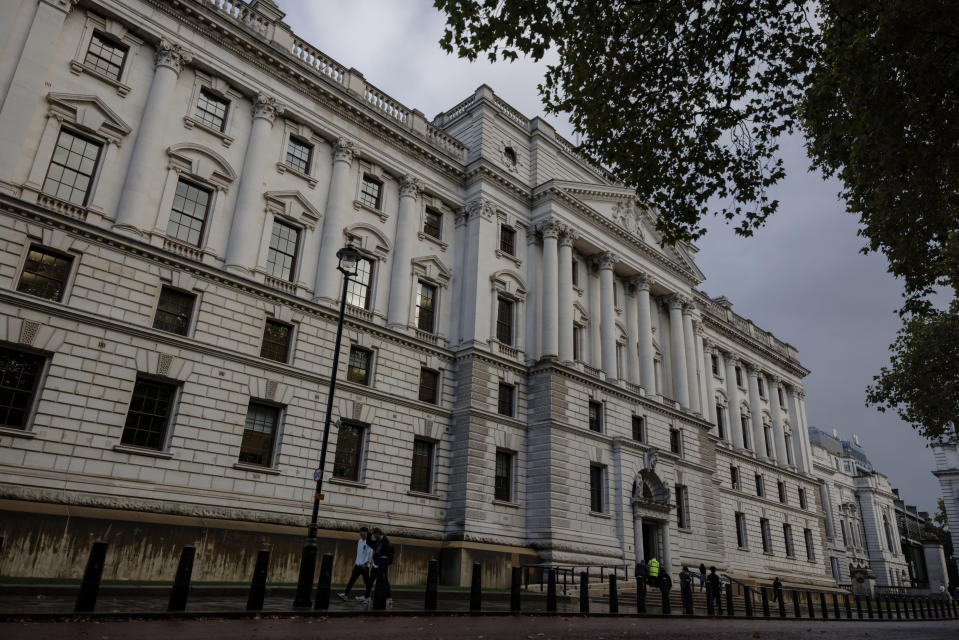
411;255;451;283
265;190;321;229
46;93;131;144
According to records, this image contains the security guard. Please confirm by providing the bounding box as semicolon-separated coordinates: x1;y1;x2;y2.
648;556;660;587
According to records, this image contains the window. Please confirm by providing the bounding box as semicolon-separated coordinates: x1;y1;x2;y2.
42;129;101;206
715;404;726;440
783;524;795;557
345;257;374;310
424;208;442;239
500;225;516;255
758;377;765;397
504;146;517;167
17;246;73;302
0;347;44;429
497;382;515;417
260;320;292;363
285;136;312;174
778;386;784;406
735;512;748;548
730;465;740;490
572;326;583;361
496;296;514;345
798;488;807;509
777;481;787;504
761;518;772;553
764;426;773;458
740;415;750;449
784;435;794;465
84;32;128;80
121;377;176;450
840;519;848;546
195;88;229;131
153;287;195;336
332;421;364;481
883;515;894;551
359;174;382;209
588;400;603;433
830;557;841;581
265;220;300;282
613;281;619;306
418;368;439;404
669;429;682;455
347;346;372;385
676;485;690;529
415;281;437;333
755;474;765;497
711;354;719;375
616;343;625;380
238;402;279;467
735;366;743;386
571;258;579;286
167;179;211;247
632;416;646;442
590;464;606;512
803;528;815;561
409;438;434;493
495;450;513;502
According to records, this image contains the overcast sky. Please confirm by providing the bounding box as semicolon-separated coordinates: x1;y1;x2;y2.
279;1;940;514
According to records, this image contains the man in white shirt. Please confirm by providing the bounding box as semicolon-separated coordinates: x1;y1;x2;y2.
338;526;372;602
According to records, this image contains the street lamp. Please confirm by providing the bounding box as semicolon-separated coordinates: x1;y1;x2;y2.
293;244;362;608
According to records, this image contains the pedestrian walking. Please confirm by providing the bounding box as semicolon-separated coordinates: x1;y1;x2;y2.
648;555;660;588
365;527;395;607
636;559;649;604
706;566;722;615
772;576;783;603
699;563;707;592
680;565;693;614
338;526;372;602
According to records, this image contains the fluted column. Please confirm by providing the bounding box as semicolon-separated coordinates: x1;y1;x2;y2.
386;175;421;327
702;340;717;427
588;262;602;368
525;229;541;360
746;365;765;456
724;352;744;449
682;303;700;414
769;375;788;467
668;295;691;409
314;138;358;304
797;391;814;473
694;319;708;412
635;274;655;391
540;221;560;357
598;252;618;377
114;40;190;234
624;281;640;384
557;227;575;362
786;386;807;472
224;94;278;274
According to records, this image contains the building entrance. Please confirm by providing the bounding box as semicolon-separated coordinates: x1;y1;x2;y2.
642;521;660;562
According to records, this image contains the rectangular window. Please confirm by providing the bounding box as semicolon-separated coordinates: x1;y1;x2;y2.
409;438;434;493
711;354;719;375
167;179;211;247
616;343;625;380
735;366;743;386
265;220;300;281
758;377;765;397
153;286;195;336
500;225;516;255
588;400;603;433
415;281;437;333
495;450;513;502
778;481;787;503
784;434;794;465
730;465;740;490
761;518;772;553
347;346;372;385
195;88;229;131
740;415;750;449
418;368;439;404
424;208;442;239
840;519;848;546
716;404;726;440
0;347;45;429
286;136;312;174
755;473;765;497
632;416;646;442
121;377;176;450
84;32;128;80
497;382;515;417
571;258;579;286
798;488;807;509
496;296;514;345
676;484;690;528
260;319;292;363
735;512;748;548
332;421;364;481
238;402;279;467
345;257;374;310
778;386;784;406
670;429;682;455
359;175;382;209
783;524;795;557
830;557;841;581
590;464;606;512
804;528;815;561
43;129;101;206
764;426;773;458
572;326;582;361
17;246;73;302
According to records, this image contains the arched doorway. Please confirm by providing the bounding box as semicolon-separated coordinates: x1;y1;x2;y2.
631;465;673;569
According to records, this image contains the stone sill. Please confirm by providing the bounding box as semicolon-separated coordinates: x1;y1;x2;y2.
69;60;131;96
233;462;281;475
112;444;174;459
183;115;234;147
352;199;388;222
492;499;520;509
329;477;368;489
0;426;35;439
275;161;318;188
406;490;440;501
495;249;521;267
589;510;612;519
418;231;448;252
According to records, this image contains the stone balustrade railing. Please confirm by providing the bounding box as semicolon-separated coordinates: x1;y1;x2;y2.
365;85;409;125
427;123;469;162
200;0;273;38
701;297;799;363
290;35;346;85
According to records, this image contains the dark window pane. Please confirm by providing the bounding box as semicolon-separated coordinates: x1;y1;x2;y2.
121;377;176;450
415;282;436;332
500;225;515;255
716;404;725;439
590;465;604;511
571;258;579;286
588;401;602;432
424;208;442;238
153;287;195;336
418;368;438;404
345;257;374;310
42;130;101;206
347;347;371;385
497;382;514;416
238;402;279;466
265;220;299;281
166;179;211;247
84;32;127;80
17;246;73;302
260;320;292;362
670;429;681;454
632;416;645;442
409;439;433;493
195;89;228;131
496;297;513;345
359;175;381;209
286;137;312;174
0;348;44;429
332;422;363;481
495;450;512;501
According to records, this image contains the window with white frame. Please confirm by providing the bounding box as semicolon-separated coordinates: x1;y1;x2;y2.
735;512;748;548
346;257;375;310
590;464;607;512
166;178;211;247
265;219;300;282
42;130;102;206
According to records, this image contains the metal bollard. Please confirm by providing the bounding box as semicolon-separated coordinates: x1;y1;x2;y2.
314;553;333;610
806;591;815;619
760;586;770;617
843;593;852;619
293;543;317;608
856;595;863;619
579;571;589;614
608;573;619;614
469;562;482;612
832;593;840;619
820;592;828;619
911;596;918;619
792;590;801;618
372;565;389;610
509;566;520;613
546;567;557;612
426;559;440;611
75;540;108;613
637;573;647;614
877;595;884;619
779;590;787;618
706;582;714;616
919;596;926;619
866;595;873;619
743;586;753;617
246;549;271;611
725;583;734;617
168;545;196;612
661;579;670;615
903;596;910;619
894;596;901;620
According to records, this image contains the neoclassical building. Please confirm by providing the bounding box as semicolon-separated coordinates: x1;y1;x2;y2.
0;0;832;588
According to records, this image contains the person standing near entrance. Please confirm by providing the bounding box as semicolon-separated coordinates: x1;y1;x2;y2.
707;566;723;615
772;576;783;603
647;555;660;588
679;565;693;614
365;528;395;607
636;559;648;605
338;526;372;602
699;563;707;592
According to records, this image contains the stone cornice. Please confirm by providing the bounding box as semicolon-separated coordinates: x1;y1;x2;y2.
701;314;809;380
710;435;822;485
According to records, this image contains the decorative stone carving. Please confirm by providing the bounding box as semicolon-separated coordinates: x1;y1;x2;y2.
612;200;644;239
596;251;617;270
669;293;685;309
536;218;563;239
332;137;358;164
634;272;653;291
463;197;495;221
399;175;421;199
558;226;577;247
252;93;278;122
155;39;190;74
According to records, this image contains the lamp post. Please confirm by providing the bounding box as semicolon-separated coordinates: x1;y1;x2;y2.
293;244;362;608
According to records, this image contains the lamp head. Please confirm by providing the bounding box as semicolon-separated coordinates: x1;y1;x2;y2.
336;244;362;276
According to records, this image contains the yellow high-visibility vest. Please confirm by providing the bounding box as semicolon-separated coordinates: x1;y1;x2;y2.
648;558;660;577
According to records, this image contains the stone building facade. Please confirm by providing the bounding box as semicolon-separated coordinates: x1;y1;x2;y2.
0;0;832;587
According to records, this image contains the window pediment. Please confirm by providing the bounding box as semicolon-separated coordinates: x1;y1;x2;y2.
490;269;526;300
265;190;320;230
166;143;237;192
345;222;391;260
412;255;451;284
46;93;131;145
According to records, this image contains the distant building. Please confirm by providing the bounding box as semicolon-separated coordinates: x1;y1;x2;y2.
931;438;959;582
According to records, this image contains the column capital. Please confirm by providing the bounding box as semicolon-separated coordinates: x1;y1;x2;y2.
633;272;655;291
669;293;687;310
537;218;563;239
332;137;359;165
745;363;760;378
252;93;279;123
596;251;617;270
768;373;782;385
721;349;738;364
155;39;191;74
399;174;422;199
40;0;79;14
703;338;716;351
463;197;496;221
558;226;578;247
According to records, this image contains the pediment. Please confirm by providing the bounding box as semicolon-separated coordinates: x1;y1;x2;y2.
265;190;321;229
411;255;451;283
167;142;237;191
47;92;131;145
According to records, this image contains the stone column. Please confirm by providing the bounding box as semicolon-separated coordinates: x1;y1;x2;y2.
668;295;690;409
702;340;717;427
588;262;602;368
694;320;708;413
114;40;190;234
682;303;700;414
224;94;278;274
386;175;421;328
797;391;815;473
557;227;575;362
633;509;644;564
314;138;358;304
636;274;655;391
747;365;765;457
540;221;560;358
786;386;807;472
769;375;788;467
525;229;541;361
661;521;672;572
624;281;640;384
724;352;744;449
598;251;618;377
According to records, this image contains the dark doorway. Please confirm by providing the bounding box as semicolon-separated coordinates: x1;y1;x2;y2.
642;521;660;562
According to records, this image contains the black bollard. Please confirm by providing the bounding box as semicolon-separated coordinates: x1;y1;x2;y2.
924;597;931;619
372;565;389;610
579;571;589;613
877;595;884;619
313;553;333;610
743;586;753;617
832;593;840;619
637;573;647;614
843;593;852;619
469;562;482;612
246;549;271;611
792;590;801;618
779;590;787;618
819;592;828;619
806;591;814;619
725;583;734;616
866;595;873;619
509;565;520;613
426;560;440;611
919;596;926;619
894;596;901;620
546;567;557;612
706;581;714;616
168;545;196;612
903;596;911;619
760;586;770;617
293;542;317;608
609;573;619;614
856;595;863;619
911;596;918;619
661;579;670;615
75;540;108;613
